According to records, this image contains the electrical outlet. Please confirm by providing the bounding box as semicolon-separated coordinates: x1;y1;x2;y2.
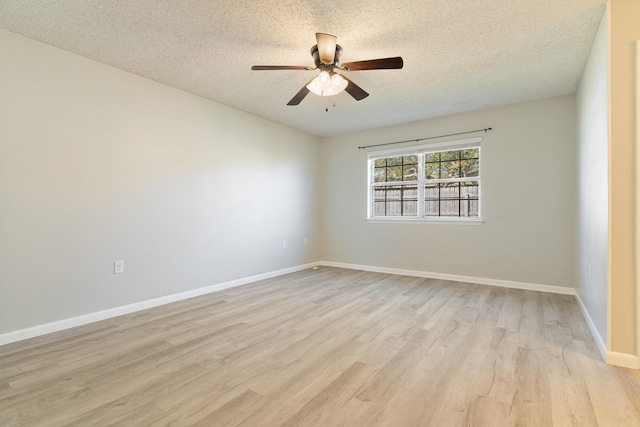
282;240;287;249
304;237;308;246
114;260;124;274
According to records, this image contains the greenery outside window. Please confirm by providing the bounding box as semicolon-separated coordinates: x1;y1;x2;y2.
368;137;481;221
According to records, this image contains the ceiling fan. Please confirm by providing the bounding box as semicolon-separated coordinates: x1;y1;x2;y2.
251;33;403;106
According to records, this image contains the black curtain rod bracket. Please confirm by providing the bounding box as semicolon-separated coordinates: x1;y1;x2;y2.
357;127;492;150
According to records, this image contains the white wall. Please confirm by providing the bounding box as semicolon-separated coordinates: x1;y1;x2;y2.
320;96;577;288
576;6;609;350
0;29;321;334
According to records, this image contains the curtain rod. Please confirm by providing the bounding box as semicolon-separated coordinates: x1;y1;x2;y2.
357;127;493;150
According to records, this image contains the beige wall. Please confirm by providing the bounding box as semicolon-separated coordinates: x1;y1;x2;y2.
0;29;321;334
608;0;640;356
320;96;577;288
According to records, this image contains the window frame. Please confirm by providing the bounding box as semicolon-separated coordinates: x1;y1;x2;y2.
367;137;482;223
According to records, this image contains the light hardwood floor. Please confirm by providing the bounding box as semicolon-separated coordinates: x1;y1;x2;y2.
1;267;639;426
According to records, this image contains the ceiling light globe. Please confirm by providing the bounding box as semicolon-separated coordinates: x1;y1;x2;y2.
331;74;347;92
316;71;332;91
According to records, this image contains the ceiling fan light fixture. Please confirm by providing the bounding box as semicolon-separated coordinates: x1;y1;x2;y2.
307;72;348;97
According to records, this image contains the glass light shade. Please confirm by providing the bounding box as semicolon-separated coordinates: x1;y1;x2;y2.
307;72;349;97
316;71;332;90
316;33;337;64
331;74;347;91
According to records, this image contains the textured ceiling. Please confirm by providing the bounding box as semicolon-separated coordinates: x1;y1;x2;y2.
0;0;606;137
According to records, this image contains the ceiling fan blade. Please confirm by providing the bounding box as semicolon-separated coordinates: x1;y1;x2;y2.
287;77;316;105
341;57;404;71
342;76;369;101
316;33;337;64
251;65;311;70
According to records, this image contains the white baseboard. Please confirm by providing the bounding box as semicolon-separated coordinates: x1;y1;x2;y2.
606;351;640;370
0;262;320;347
574;294;607;361
319;261;576;295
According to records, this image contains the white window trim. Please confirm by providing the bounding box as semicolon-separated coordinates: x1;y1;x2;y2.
367;137;482;222
366;217;484;225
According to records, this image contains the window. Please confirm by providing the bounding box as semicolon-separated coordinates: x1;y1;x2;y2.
368;137;481;221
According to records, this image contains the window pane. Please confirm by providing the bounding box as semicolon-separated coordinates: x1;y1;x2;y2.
374;167;386;182
403;185;418;215
424;184;439;199
461;159;479;177
461;182;479;216
387;166;402;181
424;199;439;216
374;188;386;200
387;156;402;166
424;183;439;216
403;165;418;180
425;162;439;179
440;183;460;201
441;160;461;178
423;182;479;217
403;200;417;216
374;158;387;167
372;185;418;217
384;201;400;216
440;150;460;161
460;181;479;197
439;183;460;216
440;200;458;216
386;186;402;216
403;155;418;164
425;152;440;162
468;199;479;216
462;148;479;159
386;187;401;200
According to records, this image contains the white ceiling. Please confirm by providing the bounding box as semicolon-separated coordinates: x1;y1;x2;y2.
0;0;606;137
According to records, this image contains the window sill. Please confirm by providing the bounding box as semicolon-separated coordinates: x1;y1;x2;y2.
366;217;484;225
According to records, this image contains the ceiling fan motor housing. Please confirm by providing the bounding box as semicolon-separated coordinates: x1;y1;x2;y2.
311;44;343;70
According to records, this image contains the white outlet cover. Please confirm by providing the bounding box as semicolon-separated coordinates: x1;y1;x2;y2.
114;260;124;274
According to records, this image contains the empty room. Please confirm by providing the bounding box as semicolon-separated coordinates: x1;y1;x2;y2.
1;0;640;425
